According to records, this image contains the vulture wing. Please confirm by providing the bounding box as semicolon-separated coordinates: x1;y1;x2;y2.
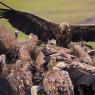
0;2;58;41
70;24;95;42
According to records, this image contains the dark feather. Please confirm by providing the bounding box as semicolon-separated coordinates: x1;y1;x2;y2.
0;2;58;41
70;24;95;42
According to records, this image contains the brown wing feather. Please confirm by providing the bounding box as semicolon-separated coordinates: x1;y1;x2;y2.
70;24;95;42
0;2;58;41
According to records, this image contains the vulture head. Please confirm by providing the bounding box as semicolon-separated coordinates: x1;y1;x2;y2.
59;22;70;34
56;22;72;47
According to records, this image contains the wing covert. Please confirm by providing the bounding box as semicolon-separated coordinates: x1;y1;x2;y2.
70;24;95;42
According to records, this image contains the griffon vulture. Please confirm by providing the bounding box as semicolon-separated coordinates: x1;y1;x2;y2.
0;2;95;47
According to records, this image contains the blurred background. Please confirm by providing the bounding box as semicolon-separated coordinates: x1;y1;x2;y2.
0;0;95;46
1;0;95;25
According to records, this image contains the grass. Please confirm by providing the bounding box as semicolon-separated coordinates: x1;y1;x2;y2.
1;0;95;23
86;42;95;48
0;0;95;47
